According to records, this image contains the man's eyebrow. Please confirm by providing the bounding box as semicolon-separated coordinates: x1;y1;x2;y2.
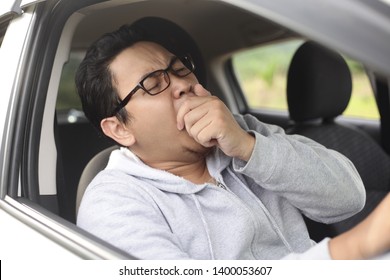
165;55;177;69
137;55;176;81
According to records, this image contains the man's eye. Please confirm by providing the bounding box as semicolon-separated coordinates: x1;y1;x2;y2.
144;80;160;92
148;82;162;92
173;67;187;74
144;76;167;94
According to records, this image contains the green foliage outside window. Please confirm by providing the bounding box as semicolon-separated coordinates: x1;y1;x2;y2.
232;40;379;120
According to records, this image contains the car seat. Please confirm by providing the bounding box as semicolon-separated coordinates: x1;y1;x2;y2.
286;41;390;241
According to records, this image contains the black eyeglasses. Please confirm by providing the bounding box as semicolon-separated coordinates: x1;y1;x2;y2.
112;55;195;116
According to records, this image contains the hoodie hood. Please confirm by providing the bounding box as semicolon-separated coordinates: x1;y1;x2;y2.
105;147;231;194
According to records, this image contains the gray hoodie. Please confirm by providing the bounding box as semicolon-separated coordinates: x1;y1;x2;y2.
77;114;365;259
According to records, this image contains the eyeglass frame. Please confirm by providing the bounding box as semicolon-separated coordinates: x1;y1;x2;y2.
111;55;195;116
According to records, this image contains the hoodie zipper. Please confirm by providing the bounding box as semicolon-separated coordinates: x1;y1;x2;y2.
216;180;227;190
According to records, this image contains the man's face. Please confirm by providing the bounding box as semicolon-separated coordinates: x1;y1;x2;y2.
108;41;211;166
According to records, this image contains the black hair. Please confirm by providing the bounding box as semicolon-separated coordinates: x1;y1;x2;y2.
75;24;142;132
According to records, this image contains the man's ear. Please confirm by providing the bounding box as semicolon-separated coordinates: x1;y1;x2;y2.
100;117;135;147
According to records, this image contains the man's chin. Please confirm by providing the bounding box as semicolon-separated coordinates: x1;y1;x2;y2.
184;144;214;159
179;130;215;158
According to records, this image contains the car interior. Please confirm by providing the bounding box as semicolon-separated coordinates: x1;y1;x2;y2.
285;41;390;241
51;0;299;223
22;0;389;252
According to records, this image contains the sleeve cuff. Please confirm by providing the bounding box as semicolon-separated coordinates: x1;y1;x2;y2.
232;131;278;182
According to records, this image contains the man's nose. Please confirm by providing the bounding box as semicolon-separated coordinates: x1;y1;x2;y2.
170;74;194;99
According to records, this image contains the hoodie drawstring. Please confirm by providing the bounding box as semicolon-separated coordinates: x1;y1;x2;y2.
191;194;215;259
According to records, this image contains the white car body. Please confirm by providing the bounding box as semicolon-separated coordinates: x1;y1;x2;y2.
1;0;389;263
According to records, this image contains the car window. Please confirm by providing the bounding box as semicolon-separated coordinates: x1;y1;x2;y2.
231;40;379;120
57;51;85;123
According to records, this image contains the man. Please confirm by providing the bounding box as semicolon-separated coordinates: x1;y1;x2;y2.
75;22;385;260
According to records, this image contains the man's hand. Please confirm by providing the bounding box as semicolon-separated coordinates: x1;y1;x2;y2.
176;84;255;161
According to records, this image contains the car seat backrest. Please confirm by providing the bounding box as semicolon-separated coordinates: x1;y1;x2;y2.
286;41;390;241
56;119;115;223
76;145;118;216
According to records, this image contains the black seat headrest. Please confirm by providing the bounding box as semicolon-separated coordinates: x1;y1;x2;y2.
287;41;352;122
130;17;207;86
